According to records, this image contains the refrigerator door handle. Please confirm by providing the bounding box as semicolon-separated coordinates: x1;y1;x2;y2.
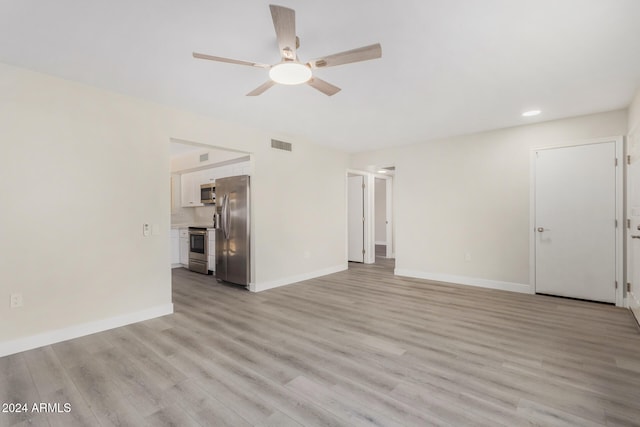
222;194;230;239
221;194;225;236
225;194;231;239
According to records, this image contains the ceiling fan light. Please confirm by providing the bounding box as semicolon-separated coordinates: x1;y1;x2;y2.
269;62;312;85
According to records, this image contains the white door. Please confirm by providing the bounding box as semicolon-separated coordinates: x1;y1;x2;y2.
374;178;386;247
535;142;616;303
348;175;365;262
628;142;640;319
386;177;394;258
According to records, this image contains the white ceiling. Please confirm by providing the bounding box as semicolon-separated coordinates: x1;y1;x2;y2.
1;1;639;152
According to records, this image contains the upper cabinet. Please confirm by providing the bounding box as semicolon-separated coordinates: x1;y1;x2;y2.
200;167;218;184
179;160;251;208
180;170;204;207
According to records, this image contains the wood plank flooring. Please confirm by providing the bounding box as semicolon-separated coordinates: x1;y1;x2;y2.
2;259;640;426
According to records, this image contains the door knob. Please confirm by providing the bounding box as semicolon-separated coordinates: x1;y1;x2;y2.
632;235;640;239
537;227;545;232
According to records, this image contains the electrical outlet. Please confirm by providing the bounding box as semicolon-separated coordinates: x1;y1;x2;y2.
464;252;472;262
143;223;150;237
10;293;23;308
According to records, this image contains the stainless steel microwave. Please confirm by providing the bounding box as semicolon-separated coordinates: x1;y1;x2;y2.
200;183;216;204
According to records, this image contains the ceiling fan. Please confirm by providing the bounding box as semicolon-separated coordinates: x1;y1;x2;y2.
193;4;382;96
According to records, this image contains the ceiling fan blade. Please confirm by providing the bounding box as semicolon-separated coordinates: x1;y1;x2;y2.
269;5;297;60
307;43;382;69
246;80;277;96
193;52;270;69
307;77;341;96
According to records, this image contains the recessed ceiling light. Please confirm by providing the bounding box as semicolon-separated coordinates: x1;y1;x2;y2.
522;110;541;117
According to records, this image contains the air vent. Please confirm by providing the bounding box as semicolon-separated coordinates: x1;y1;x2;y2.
199;153;209;162
271;139;292;152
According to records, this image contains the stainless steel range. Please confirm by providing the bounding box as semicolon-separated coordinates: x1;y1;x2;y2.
188;227;210;274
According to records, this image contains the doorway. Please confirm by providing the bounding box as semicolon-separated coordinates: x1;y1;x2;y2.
531;138;623;305
346;168;395;266
375;177;386;258
374;174;394;259
169;139;254;288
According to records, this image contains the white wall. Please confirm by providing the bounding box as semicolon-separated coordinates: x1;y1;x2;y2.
0;62;348;354
375;178;386;243
629;91;640;133
351;110;628;293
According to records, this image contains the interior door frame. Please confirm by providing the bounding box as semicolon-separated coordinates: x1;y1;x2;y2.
529;136;624;306
347;174;365;263
373;173;395;258
346;169;375;264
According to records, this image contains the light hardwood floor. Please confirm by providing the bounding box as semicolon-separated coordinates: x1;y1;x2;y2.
2;259;640;426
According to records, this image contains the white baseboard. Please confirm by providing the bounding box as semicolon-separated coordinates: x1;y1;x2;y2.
251;264;347;292
394;269;531;294
0;303;174;358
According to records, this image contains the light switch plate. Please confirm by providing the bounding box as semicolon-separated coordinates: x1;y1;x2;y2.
143;223;150;237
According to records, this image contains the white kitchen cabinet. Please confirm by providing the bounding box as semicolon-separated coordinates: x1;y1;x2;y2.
200;167;218;185
179;161;251;208
180;170;204;207
170;175;180;214
179;228;189;266
170;229;180;266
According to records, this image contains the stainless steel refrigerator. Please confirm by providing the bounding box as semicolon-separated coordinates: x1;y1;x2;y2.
214;175;250;286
